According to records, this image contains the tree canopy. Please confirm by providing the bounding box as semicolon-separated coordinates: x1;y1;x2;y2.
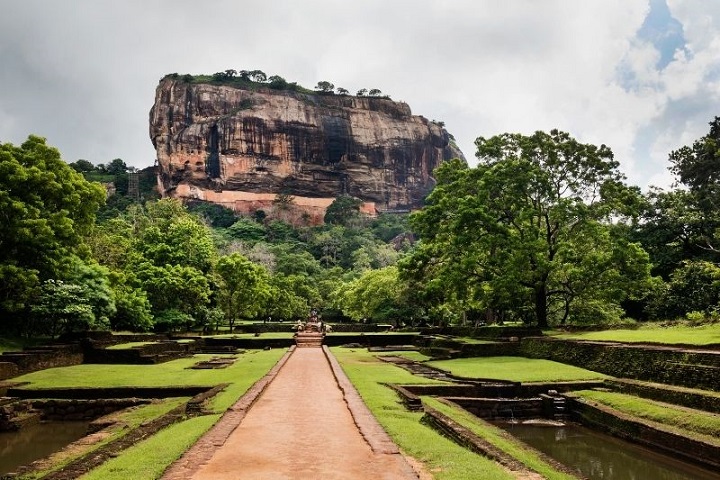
405;130;652;327
0;136;105;323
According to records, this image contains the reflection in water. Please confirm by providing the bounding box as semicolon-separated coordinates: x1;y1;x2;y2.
498;422;720;480
0;422;89;474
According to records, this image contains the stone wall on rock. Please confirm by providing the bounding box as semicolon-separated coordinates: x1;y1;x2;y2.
149;76;465;222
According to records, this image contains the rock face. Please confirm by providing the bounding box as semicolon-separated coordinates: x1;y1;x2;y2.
150;77;464;223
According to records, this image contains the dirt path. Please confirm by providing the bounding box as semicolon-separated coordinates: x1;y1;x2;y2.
164;347;418;480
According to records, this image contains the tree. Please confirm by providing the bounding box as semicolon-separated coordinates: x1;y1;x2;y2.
336;87;349;95
30;280;96;338
0;136;105;323
187;201;237;228
111;282;153;332
215;253;271;331
315;81;335;93
69;159;95;173
248;70;267;82
268;75;288;90
407;130;651;327
336;266;415;323
105;158;128;175
324;195;362;225
356;89;367;96
666;117;720;255
135;262;211;321
227;217;266;242
368;89;382;96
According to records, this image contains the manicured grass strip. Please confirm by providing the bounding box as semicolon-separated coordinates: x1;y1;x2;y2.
333;348;514;480
80;414;221;480
21;398;190;479
106;341;158;350
12;350;286;391
551;323;720;345
427;356;607;382
573;389;720;438
207;332;295;339
423;397;577;480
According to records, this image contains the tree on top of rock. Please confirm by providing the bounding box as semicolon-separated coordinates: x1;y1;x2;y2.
315;81;335;93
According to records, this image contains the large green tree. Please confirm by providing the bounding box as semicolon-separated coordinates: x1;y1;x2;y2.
407;130;651;327
0;136;105;324
215;253;271;331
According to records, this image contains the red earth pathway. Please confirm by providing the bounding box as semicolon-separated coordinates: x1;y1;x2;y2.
163;346;419;480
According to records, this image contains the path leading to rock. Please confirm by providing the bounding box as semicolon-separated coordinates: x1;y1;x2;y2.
163;346;418;480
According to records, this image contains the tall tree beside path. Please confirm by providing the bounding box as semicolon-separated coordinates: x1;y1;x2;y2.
0;136;105;327
407;130;652;327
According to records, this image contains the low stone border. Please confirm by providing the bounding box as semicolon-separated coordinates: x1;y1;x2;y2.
323;346;398;455
567;395;720;471
160;346;295;480
322;346;419;479
607;378;720;413
422;400;583;479
385;383;423;411
7;385;211;399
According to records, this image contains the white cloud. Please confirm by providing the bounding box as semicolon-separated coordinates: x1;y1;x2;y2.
0;0;718;192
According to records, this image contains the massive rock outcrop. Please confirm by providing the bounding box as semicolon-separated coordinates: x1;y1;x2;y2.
150;76;464;223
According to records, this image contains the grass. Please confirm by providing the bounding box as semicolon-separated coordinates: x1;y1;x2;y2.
423;397;577;480
105;341;157;350
80;414;221;480
22;397;190;479
572;389;720;440
207;332;295;339
21;349;285;479
457;337;498;344
550;322;720;345
0;336;46;353
333;347;514;480
427;356;607;382
12;349;286;412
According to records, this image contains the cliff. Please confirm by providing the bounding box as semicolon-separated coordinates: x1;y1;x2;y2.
149;76;464;223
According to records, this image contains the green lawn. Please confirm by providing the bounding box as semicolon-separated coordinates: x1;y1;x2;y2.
12;350;286;412
572;390;720;441
19;349;286;479
207;332;295;339
22;398;189;479
427;356;607;382
551;322;720;345
81;414;221;480
333;347;514;480
106;341;158;350
0;336;46;353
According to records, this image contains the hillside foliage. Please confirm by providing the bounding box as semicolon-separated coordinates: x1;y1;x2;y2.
3;120;720;335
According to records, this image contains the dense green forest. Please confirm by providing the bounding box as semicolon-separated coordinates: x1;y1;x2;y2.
2;119;720;337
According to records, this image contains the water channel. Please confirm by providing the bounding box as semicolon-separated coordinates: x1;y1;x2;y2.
498;422;720;480
0;421;89;475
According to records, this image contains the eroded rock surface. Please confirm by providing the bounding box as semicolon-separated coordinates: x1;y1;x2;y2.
149;77;464;223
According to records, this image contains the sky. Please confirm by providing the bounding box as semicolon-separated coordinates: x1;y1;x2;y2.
1;0;719;191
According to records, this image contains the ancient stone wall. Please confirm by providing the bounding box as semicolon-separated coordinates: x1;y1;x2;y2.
519;337;720;390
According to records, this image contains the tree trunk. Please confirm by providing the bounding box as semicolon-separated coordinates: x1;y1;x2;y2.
534;285;548;328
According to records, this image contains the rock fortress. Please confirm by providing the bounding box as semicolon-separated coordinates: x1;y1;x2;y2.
149;75;464;224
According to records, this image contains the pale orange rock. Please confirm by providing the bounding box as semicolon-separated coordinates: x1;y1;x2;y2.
150;76;464;224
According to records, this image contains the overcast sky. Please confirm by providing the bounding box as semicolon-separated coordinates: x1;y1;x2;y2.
1;0;718;190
